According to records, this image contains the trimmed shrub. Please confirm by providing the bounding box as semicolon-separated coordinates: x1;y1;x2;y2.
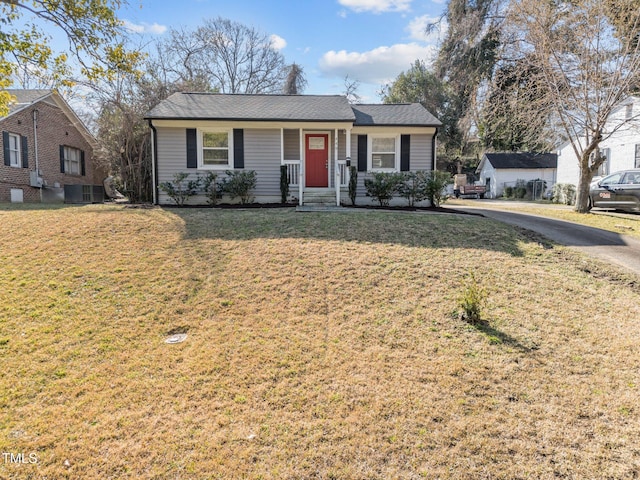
219;170;257;204
159;172;201;206
397;171;429;207
201;172;220;205
552;183;577;205
425;171;452;208
280;165;289;204
364;172;404;206
503;186;514;198
348;166;358;206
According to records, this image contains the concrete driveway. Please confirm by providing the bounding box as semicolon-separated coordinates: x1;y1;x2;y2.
448;205;640;276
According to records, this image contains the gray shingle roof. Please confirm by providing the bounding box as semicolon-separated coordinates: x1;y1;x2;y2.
147;93;356;122
352;103;441;126
4;89;53;115
146;93;442;127
484;152;558;169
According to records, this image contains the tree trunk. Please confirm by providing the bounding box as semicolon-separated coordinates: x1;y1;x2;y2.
574;152;594;213
575;169;592;213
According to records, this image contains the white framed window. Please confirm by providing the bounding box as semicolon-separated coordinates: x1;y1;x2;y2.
198;129;233;169
8;133;21;167
64;146;82;175
368;134;399;171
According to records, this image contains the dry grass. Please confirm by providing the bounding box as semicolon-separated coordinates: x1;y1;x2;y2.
1;204;639;479
449;198;640;238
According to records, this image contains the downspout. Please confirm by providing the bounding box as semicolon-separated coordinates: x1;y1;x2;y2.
335;128;340;206
33;109;41;202
431;127;438;171
148;119;158;205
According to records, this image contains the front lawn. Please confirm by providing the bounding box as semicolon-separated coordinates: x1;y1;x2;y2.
1;205;639;478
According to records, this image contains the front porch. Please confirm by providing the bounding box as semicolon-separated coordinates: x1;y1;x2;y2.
280;128;351;206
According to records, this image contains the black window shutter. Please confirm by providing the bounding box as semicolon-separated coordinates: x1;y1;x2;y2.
186;128;197;168
400;135;410;171
21;136;28;168
233;129;244;169
80;150;86;176
2;131;9;166
357;135;367;172
60;145;65;173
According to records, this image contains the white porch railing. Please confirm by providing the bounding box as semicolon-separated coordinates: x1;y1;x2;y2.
337;160;349;187
284;159;301;186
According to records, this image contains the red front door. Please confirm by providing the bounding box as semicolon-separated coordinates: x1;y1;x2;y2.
305;134;329;187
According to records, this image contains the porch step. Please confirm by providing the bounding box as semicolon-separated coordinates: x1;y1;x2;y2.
303;191;336;206
296;205;345;212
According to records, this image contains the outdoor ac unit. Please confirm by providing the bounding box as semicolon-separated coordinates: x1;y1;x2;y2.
29;171;43;188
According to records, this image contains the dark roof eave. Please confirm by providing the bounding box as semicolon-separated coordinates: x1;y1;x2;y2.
354;123;442;127
145;116;355;122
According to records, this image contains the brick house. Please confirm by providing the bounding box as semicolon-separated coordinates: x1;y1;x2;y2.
1;89;105;203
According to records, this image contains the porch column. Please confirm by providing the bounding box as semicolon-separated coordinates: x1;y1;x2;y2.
345;128;351;207
280;128;284;165
299;128;304;206
335;128;340;206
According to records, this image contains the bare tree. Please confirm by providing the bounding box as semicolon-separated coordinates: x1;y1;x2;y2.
507;0;640;212
159;18;287;94
343;75;361;104
283;63;307;94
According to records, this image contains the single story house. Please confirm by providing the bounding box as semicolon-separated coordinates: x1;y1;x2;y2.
476;152;558;199
557;96;640;184
146;93;442;206
0;89;105;203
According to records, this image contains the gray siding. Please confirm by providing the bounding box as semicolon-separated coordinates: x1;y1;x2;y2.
410;134;432;170
156;127;188;184
283;129;300;160
244;129;281;196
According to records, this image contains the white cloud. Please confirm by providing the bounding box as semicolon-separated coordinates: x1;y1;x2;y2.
270;34;287;51
337;0;412;14
406;15;447;42
319;43;437;85
123;20;167;35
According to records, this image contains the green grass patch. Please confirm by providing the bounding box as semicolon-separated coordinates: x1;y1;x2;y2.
0;205;639;478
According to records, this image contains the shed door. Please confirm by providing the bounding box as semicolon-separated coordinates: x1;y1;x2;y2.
305;134;329;187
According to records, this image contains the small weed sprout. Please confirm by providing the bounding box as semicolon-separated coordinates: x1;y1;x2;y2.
459;273;486;324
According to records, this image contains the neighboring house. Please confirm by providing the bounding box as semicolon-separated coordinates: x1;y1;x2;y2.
0;89;104;203
146;93;441;205
557;96;640;185
476;152;558;199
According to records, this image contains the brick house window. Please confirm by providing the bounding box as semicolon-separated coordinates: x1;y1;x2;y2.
63;146;82;175
7;133;21;167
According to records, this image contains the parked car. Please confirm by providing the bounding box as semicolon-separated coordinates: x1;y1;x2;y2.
589;169;640;212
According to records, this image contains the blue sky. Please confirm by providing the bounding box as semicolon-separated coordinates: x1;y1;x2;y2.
120;0;448;101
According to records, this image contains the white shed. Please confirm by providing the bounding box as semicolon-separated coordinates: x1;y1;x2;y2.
476;152;558;199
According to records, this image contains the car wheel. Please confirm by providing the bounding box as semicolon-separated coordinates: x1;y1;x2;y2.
587;196;592;211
